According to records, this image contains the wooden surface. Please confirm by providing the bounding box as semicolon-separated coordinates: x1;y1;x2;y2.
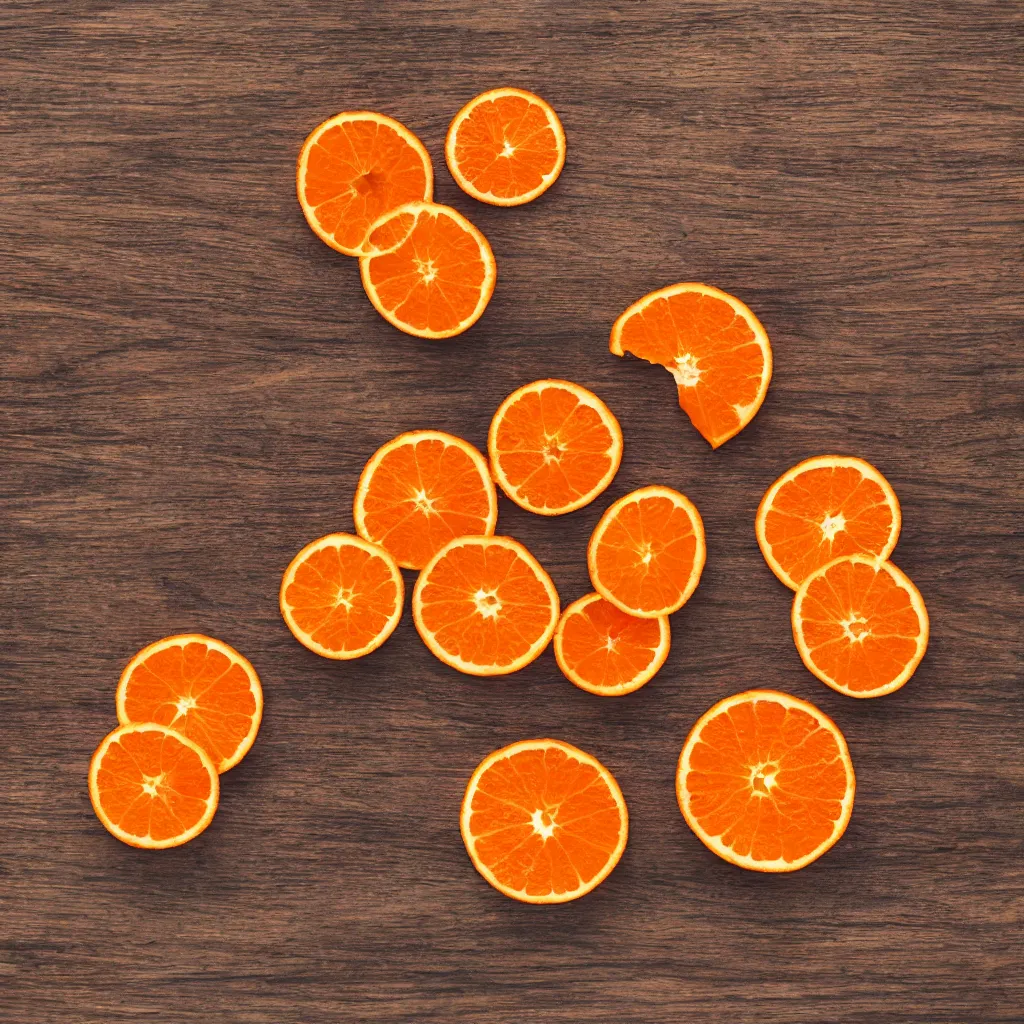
3;2;1022;1021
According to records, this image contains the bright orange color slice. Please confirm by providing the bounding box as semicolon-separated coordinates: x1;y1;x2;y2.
280;533;404;660
354;430;498;570
756;455;902;591
116;635;262;773
413;536;559;676
89;722;219;849
461;739;628;903
587;486;705;618
554;593;670;696
488;379;623;516
677;690;855;872
296;111;433;256
610;283;772;448
792;554;929;698
359;201;496;338
445;87;566;206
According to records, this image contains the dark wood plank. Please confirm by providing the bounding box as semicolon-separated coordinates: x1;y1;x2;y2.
2;1;1022;1021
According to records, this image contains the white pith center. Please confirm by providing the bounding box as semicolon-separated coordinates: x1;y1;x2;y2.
542;436;563;463
842;614;871;643
671;353;701;387
474;589;502;619
500;139;515;158
820;512;846;541
531;809;556;840
604;635;618;652
335;586;355;610
639;542;654;566
750;763;779;797
413;488;437;515
173;695;197;718
413;256;438;284
141;773;166;797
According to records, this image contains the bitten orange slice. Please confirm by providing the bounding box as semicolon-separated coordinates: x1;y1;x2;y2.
413;536;559;676
610;283;772;448
554;593;670;696
587;486;705;618
296;111;433;256
354;430;498;570
677;690;855;872
89;722;219;849
792;554;929;698
461;739;628;903
445;87;566;206
488;379;623;515
359;201;496;338
116;635;263;773
756;455;902;591
280;533;404;660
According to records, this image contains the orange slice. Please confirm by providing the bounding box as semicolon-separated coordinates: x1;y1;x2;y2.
554;593;669;696
296;111;432;256
488;379;623;516
359;201;496;339
587;486;705;618
280;533;404;660
610;283;772;448
116;635;262;773
445;87;566;206
677;690;855;872
756;455;902;591
792;554;929;698
354;430;498;570
412;535;559;676
461;739;628;903
89;722;219;849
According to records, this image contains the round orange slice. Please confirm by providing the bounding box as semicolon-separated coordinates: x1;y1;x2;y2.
89;722;220;849
359;201;496;338
792;554;929;698
554;593;670;696
756;455;902;591
413;535;559;676
610;283;772;449
461;739;628;903
280;533;404;660
587;486;705;618
488;379;623;516
116;634;263;773
677;690;855;872
445;87;566;206
354;430;498;571
296;111;433;257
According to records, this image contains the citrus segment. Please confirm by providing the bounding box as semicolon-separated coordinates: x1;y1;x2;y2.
354;430;498;570
296;111;432;256
413;536;559;676
756;455;902;591
89;722;219;849
587;486;705;618
792;554;929;698
445;87;566;206
359;201;496;338
488;379;622;515
554;593;669;696
461;739;628;903
116;635;262;773
280;533;403;660
610;283;772;448
677;690;855;872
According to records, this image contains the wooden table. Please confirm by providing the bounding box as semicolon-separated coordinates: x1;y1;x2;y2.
4;3;1021;1021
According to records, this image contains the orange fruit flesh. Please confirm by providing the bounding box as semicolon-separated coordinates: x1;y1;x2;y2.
301;117;430;254
592;493;701;614
416;542;556;670
119;640;259;772
283;541;402;655
451;93;561;200
357;434;495;570
465;744;624;899
491;384;619;512
363;206;491;336
761;464;898;587
796;558;925;693
92;726;217;845
616;289;765;447
684;696;851;865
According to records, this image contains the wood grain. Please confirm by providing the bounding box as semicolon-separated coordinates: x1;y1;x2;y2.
2;2;1022;1021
